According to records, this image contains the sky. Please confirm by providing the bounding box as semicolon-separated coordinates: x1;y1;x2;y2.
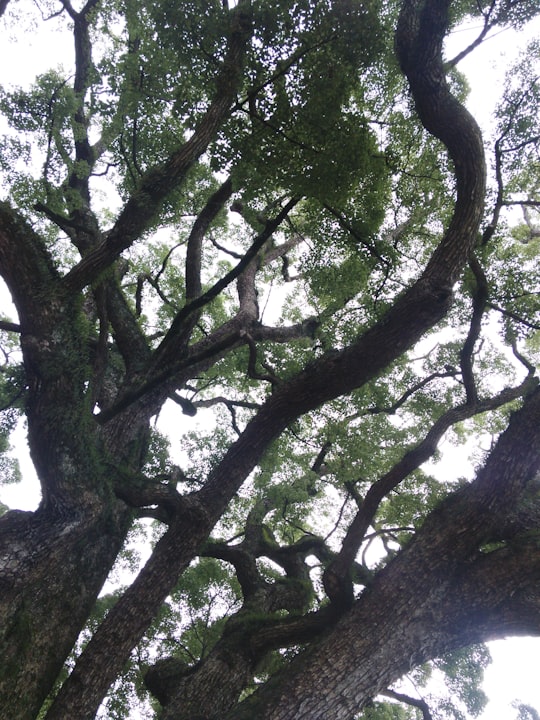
1;5;540;720
444;20;540;720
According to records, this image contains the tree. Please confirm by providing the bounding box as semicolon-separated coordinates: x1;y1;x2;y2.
1;0;540;718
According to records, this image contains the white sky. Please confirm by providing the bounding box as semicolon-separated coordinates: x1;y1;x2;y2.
1;7;540;720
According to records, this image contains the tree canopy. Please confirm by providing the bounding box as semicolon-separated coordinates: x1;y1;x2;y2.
1;0;540;718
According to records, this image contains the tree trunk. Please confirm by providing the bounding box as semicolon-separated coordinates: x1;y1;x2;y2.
0;504;130;719
2;0;532;717
0;210;136;716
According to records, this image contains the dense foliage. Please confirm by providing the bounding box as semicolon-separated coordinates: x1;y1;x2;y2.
1;0;540;719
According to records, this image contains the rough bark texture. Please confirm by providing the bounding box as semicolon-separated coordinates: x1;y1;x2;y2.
225;386;540;719
0;0;538;719
0;4;254;716
0;506;130;719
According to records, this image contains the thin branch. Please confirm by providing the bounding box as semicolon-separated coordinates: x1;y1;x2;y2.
502;199;540;208
367;369;458;416
323;203;388;264
245;333;280;388
237;34;335;115
445;0;497;69
323;370;537;606
209;233;244;259
460;254;489;404
154;241;185;285
193;396;260;411
149;196;299;371
185;178;233;301
487;301;540;331
382;689;434;720
511;338;536;375
137;273;178;314
482;136;507;246
499;133;540;155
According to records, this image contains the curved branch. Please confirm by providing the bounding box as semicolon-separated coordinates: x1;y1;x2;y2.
459;253;489;403
396;0;486;283
382;689;433;720
186;178;233;301
150;196;299;372
226;387;540;720
323;370;537;606
63;5;253;292
41;1;490;714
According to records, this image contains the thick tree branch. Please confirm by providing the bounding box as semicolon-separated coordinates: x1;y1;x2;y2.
30;0;491;714
63;4;253;292
323;370;537;606
0;203;61;328
226;387;540;720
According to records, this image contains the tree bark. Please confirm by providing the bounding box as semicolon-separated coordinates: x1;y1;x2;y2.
0;205;135;716
29;0;491;714
0;505;131;719
0;0;10;19
1;0;524;718
225;387;540;720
